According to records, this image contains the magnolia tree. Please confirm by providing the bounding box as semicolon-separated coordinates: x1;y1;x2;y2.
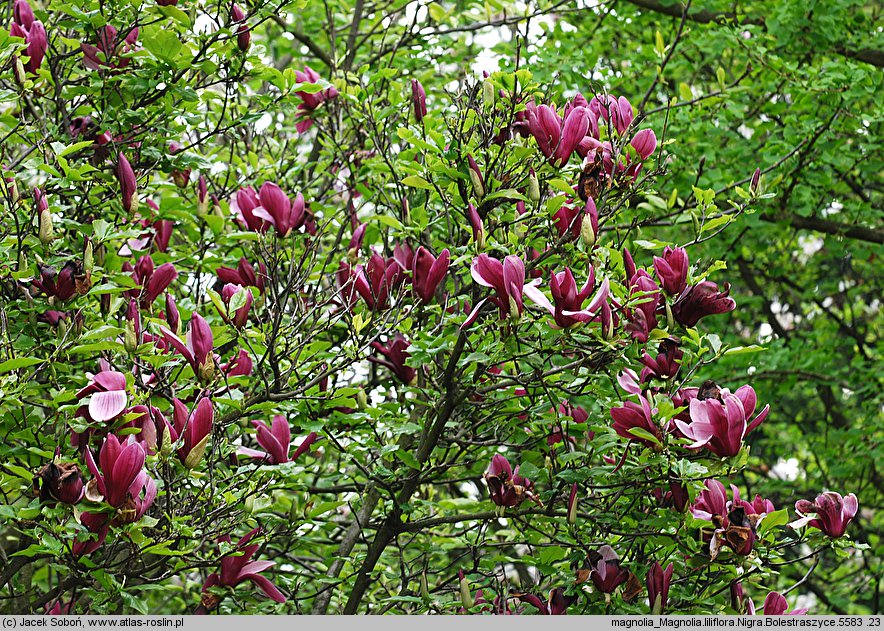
0;0;872;616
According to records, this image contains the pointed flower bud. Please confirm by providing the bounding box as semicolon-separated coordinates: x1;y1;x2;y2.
467;203;485;249
165;292;180;335
411;79;427;123
631;129;657;160
527;168;540;202
196;175;209;217
124;299;141;353
117;153;138;213
458;570;474;609
647;562;674;614
467;155;485;199
567;483;578;524
412;247;450;304
230;4;250;51
750;168;761;195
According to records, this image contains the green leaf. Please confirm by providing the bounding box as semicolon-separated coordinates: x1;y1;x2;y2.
142;26;183;63
401;175;433;190
0;357;43;373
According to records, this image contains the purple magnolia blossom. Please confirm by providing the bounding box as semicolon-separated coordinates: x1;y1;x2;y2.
72;511;109;557
82;25;139;70
217;257;267;294
519;588;575;615
639;338;683;382
552;200;596;242
250;182;307;237
196;528;286;613
647;562;674;614
672;281;736;327
33;461;85;505
791;491;858;538
467;254;530;323
412;246;449;303
411;79;427;122
164;397;214;469
76;370;128;423
124;255;178;308
85;435;156;524
467;203;485;248
590;95;634;135
237;415;319;465
610;392;662;448
631;129;658;160
294;66;338;133
523;267;610;329
589;545;630;594
691;479;775;558
467;155;485;198
33;261;86;302
160;312;215;382
10;1;47;73
528;103;592;166
220;349;253;378
342;252;403;310
219;284;253;328
231;186;269;233
762;592;808;616
653;246;689;296
675;384;769;458
485;454;536;508
369;334;416;385
625;269;662;343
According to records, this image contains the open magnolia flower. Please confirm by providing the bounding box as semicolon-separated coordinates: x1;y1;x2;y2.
790;491;858;538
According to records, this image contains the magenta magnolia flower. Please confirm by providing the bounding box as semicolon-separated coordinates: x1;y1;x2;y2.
369;334;416;385
519;588;574;615
653;246;689;296
761;592;808;616
294;66;338;133
197;528;286;613
10;1;47;73
411;79;427;122
116;152;138;213
672;281;736;327
589;545;629;594
343;252;404;310
34;461;85;505
792;491;858;538
33;262;84;302
76;370;128;423
610;392;662;448
467;203;485;248
82;25;139;70
691;480;775;558
484;454;536;508
231;186;268;233
217;257;267;294
468;254;529;323
412;246;449;303
625;269;661;343
590;95;634;135
647;562;674;614
675;384;769;458
85;435;157;523
160;312;215;382
220;349;253;378
218;284;253;329
523;267;610;329
639;338;683;382
164;398;214;469
72;511;109;557
245;182;306;238
631;129;658;160
552;199;596;242
124;255;178;308
528;103;591;166
238;415;319;465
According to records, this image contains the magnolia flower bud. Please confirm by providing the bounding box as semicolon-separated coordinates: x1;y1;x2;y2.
356;388;368;410
467;203;485;250
467;155;485;199
124;299;141;353
196;175;209;217
13;56;27;87
580;213;596;247
458;570;473;609
482;80;495;110
419;571;430;601
117;153;138;214
750;167;761;195
567;483;578;525
83;238;94;278
527;168;540;202
38;209;54;244
411;79;427;123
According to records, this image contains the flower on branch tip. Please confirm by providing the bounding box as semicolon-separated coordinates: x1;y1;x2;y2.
33;461;85;505
368;334;416;385
691;479;775;558
237;415;319;465
587;545;630;594
164;397;214;469
10;1;47;73
124;255;178;308
674;383;769;458
116;152;138;213
484;454;539;508
518;587;575;615
761;592;808;616
647;561;674;614
160;312;215;383
76;370;128;424
250;182;307;238
523;266;610;329
230;4;250;51
412;246;449;304
791;491;858;538
84;434;156;525
217;257;267;295
652;246;689;296
631;129;658;160
218;284;253;329
411;79;427;122
466;254;531;325
294;66;338;133
197;527;286;613
672;280;736;327
82;25;139;71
